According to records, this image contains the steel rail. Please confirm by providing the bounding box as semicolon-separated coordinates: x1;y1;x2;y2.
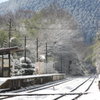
0;78;68;93
0;78;74;99
0;77;94;100
54;77;92;100
72;76;96;100
0;92;89;96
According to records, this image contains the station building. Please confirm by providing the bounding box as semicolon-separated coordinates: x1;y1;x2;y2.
0;47;23;77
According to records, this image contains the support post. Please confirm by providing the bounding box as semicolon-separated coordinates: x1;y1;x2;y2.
24;36;26;63
36;38;38;62
46;43;47;74
38;56;40;74
8;18;11;47
8;52;10;77
2;54;3;77
8;18;12;77
60;54;62;73
68;60;72;74
46;43;47;63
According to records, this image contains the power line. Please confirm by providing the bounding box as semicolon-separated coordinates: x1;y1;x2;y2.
14;25;100;30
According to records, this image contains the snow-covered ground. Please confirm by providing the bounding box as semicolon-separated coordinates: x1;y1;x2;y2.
2;76;100;100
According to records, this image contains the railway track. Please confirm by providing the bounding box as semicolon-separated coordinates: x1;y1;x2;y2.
0;77;75;99
71;76;96;100
0;78;71;93
54;76;96;100
0;76;95;100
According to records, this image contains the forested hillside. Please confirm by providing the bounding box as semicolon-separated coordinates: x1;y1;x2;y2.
0;0;98;75
0;0;100;43
0;5;92;75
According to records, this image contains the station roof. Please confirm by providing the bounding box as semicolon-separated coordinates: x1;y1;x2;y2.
0;46;24;55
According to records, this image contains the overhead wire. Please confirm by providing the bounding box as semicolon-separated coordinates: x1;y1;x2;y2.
14;25;100;30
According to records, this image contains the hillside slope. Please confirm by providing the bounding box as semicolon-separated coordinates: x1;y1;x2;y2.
0;0;100;43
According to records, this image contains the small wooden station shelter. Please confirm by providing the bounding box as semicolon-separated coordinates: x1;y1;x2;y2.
0;46;23;77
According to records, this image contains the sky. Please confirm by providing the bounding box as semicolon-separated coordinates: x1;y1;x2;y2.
0;0;8;3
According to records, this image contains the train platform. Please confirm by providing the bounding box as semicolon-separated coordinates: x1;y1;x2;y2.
0;73;66;91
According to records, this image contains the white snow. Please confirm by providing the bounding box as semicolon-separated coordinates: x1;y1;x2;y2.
0;78;8;85
0;74;64;85
1;76;100;100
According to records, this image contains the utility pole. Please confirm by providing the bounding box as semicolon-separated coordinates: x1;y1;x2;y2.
46;43;47;74
36;38;38;62
8;18;12;77
46;43;47;63
60;54;62;73
8;18;12;47
24;36;26;63
36;38;40;74
23;36;30;63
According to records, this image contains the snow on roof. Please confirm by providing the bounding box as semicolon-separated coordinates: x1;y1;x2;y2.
0;46;24;55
